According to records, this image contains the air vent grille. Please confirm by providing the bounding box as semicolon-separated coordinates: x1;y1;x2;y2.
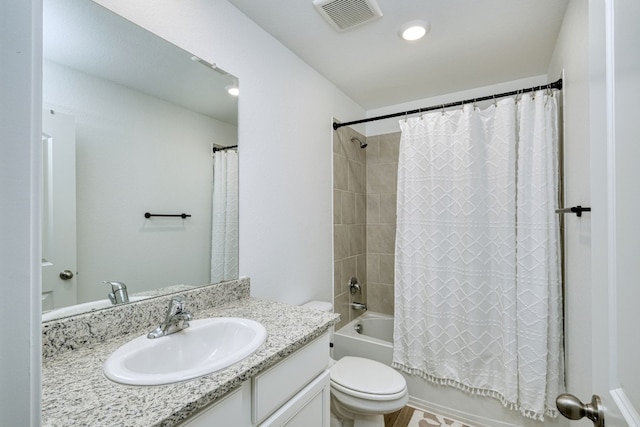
313;0;383;32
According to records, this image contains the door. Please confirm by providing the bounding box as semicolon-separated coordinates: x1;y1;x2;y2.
602;0;640;424
41;109;77;312
561;1;640;426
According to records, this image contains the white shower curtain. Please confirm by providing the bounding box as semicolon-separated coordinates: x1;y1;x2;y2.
210;149;239;283
392;91;564;420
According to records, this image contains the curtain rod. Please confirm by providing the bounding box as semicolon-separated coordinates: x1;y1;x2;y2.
333;78;563;130
212;145;238;153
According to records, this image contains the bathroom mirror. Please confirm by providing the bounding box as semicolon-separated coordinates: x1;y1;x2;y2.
42;0;239;320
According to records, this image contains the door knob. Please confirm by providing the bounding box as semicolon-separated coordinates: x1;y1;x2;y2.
59;270;74;280
556;393;604;427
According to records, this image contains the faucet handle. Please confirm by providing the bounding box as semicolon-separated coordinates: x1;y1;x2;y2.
169;296;185;309
164;297;191;332
103;280;126;291
103;281;129;304
147;296;191;339
165;296;188;318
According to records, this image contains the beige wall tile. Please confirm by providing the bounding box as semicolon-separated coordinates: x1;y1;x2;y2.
334;154;348;191
334;225;349;260
341;256;357;287
336;129;412;320
367;194;380;223
348;159;365;193
333;133;343;155
349;224;365;256
355;193;367;224
334;130;367;318
334;260;343;296
365;135;382;165
367;283;394;315
380;193;397;224
379;254;395;285
344;134;365;162
367;254;380;283
366;224;396;254
334;189;342;224
379;132;401;162
366;163;397;194
356;254;367;285
334;291;350;330
341;191;355;224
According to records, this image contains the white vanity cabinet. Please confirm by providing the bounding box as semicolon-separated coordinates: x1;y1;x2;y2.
178;384;249;426
252;333;330;426
178;332;330;427
258;370;330;427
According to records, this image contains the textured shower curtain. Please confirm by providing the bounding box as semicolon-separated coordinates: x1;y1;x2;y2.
210;149;239;283
392;91;564;420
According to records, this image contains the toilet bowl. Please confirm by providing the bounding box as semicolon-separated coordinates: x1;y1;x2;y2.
330;356;408;427
301;301;408;427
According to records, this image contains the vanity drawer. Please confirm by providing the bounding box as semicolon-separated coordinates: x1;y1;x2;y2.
252;332;329;424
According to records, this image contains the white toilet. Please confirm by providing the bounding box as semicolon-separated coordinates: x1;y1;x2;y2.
301;301;409;427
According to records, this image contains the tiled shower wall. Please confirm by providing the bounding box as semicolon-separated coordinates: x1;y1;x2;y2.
333;127;367;330
333;128;401;328
365;132;400;315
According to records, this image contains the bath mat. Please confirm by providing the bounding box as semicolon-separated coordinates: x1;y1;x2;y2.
407;408;475;427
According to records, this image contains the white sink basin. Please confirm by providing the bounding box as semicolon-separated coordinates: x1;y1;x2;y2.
103;317;267;385
42;296;150;322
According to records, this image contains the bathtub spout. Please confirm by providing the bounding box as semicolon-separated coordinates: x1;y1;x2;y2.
350;301;367;311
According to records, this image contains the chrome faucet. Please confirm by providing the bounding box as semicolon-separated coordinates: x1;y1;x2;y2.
348;277;361;295
103;281;129;305
147;296;192;339
350;301;367;311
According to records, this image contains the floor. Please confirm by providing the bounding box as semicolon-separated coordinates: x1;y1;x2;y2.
385;406;475;427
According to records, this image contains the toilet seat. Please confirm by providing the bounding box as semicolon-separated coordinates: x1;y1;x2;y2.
330;356;407;401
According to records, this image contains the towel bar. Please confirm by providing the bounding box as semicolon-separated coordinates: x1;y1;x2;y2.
555;206;591;217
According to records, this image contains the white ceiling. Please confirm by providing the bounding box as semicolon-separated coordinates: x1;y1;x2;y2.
226;0;570;110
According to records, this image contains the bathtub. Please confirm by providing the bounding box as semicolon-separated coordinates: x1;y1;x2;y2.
333;312;393;365
332;311;567;427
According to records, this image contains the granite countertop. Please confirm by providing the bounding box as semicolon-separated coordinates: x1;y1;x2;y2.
42;297;339;427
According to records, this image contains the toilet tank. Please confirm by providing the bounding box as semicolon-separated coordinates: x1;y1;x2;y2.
300;300;333;312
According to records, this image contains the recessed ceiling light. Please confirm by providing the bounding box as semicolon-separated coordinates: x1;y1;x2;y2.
226;85;239;97
399;20;430;41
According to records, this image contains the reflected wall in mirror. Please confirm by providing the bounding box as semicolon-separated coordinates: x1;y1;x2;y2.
42;0;239;320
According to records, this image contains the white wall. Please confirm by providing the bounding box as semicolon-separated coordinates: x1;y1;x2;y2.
43;59;236;302
0;0;42;425
93;0;365;305
546;0;592;403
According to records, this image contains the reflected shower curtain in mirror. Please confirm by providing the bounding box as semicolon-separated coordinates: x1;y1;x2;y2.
392;91;564;420
211;149;239;283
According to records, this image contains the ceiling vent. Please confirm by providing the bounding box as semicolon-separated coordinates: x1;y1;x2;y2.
313;0;383;32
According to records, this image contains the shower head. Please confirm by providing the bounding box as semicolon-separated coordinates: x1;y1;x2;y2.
351;137;367;149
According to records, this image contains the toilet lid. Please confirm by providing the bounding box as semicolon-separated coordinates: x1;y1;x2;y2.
330;356;406;397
